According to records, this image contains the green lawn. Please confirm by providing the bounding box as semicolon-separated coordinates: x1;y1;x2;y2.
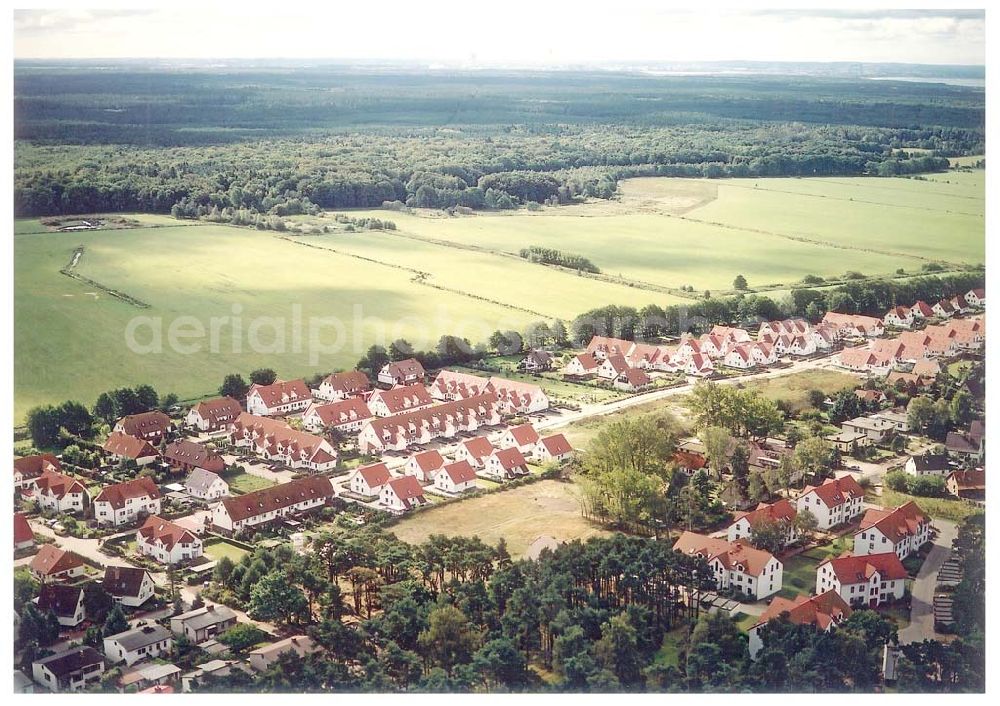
653;624;689;667
742;370;859;413
779;536;854;600
226;472;277;494
451;365;627;405
203;537;250;563
877;489;983;524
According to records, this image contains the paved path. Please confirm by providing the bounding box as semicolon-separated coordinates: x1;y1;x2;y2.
899;518;958;644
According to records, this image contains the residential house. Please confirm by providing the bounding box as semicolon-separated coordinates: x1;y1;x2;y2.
94;477;162;527
184;397;243;433
964;288;985;308
949;295;969;314
29;545;86;583
585;335;633;361
932;299;956;319
822;312;885;338
910;300;935;319
377;358;426;386
484;447;530;481
855;389;887;408
245;379;312;416
750;341;779;365
103;624;174;666
672;532;783;600
36;584;86;627
368;384;435;417
429;369;492;401
625;341;674;371
213;476;335;535
854;502;930;559
163;439;225;474
302;397;372;433
33;469;89;514
682;353;715;377
454;436;496;469
519;349;554;371
946;469;985;500
184;467;230;501
723;344;756;370
489;376;550;414
614;367;652;392
872;409;909;433
562;353;600;378
884;306;914;329
114;411;172;443
748;591;851;659
810;324;837;351
795;476;865;530
533;434;574;463
14;512;34;551
137;516;204;565
247;636;321;672
758;319;810;341
835;347;893;375
672;449;707;475
597;353;630;380
904;454;951;478
499;423;540;454
434;461;478;494
674;336;702;361
403;450;446;483
726;499;799;547
841;416;895;444
945;420;984;462
32;646;105;693
357;394;501;454
103;566;155;608
122;663;181;691
181;660;236;693
816;552;908;607
315;370;371;401
230;413;338;471
170;605;238;643
349;463;392;496
14;453;60;490
380;475;428;512
825;430;870;454
103;432;160;467
784;335;817;357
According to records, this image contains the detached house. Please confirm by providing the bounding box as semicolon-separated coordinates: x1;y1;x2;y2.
748;591;851;659
723;344;756;370
484;446;530;481
499;423;541;454
672;531;783;600
114;411;172;443
170;605;238;643
213;476;335;535
32;646;105;693
932;299;956;319
964;288;985;308
246;379;312;416
349;463;392;496
302;398;372;433
14;512;35;551
726;499;799;547
14;453;60;490
163;439;225;474
137;516;204;565
103;624;173;666
597;354;630;381
903;453;951;478
614;367;652;392
33;469;89;514
103;431;160;467
184;397;243;433
103;566;156;608
795;476;865;530
454;436;496;469
884;306;914;329
563;353;600;378
841;416;895;444
816;552;908;607
37;584;86;627
93;476;162;527
947;469;985;500
184;467;230;501
30;545;86;583
247;636;321;672
854;502;930;559
489;377;550;414
315;370;371;401
379;475;428;512
534;434;574;463
403;450;446;483
586;335;633;361
378;358;425;386
910;300;935;320
945;420;984;462
519;349;553;372
368;384;435;417
434;460;478;494
230;413;338;471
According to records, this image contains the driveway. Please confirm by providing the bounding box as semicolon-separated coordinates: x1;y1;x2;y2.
899;518;958;644
28;519;131;569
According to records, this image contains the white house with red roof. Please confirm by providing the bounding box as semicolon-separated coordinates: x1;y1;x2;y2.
429;369;492;401
380;475;428;512
726;499;799;547
910;300;935;319
697;333;726;359
674;337;702;361
357;394;501;453
454;436;495;469
302;398;373;433
585;335;633;361
114;411;173;443
835;347;893;376
853;501;930;559
30;545;86;582
184;397;243;433
722;344;756;370
403;450;446;483
377;358;425;386
37;584;86;628
822;312;885;338
626;342;674;370
103;566;156;608
964;288;985;308
751;341;777;365
499;424;540;454
932;299;956;319
14;512;35;551
795;476;865;530
563;353;600;378
884;306;915;329
672;531;783;600
33;470;89;514
488;377;550;414
103;431;160;466
229;413;337;471
212;476;335;534
14;453;60;490
93;477;162;527
434;460;478;494
758;319;810;341
682;353;715;377
136;516;204;565
246;379;312;416
484;447;530;481
315;370;371;401
534;434;574;463
368;384;435;417
349;463;392;496
748;590;852;659
816;552;908;607
614;367;652;392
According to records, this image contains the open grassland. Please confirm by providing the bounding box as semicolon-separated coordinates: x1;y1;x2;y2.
876;488;983;524
740;370;860;413
13;173;984;421
389;479;608;556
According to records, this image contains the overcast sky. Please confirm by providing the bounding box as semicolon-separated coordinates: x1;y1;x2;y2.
13;3;986;66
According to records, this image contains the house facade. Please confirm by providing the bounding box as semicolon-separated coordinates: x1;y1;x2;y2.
302;398;372;433
184;397;243;433
315;370;371;401
103;624;174;666
33;470;89;514
32;647;105;693
230;413;338;471
434;461;478;494
246;379;312;416
357;394;501;454
726;499;799;547
29;545;86;583
349;463;391;496
103;566;156;608
114;411;172;443
103;431;160;467
137;516;204;564
213;476;335;534
533;434;574;463
368;384;435;417
795;476;865;530
170;605;238;642
377;358;425;386
673;532;783;600
93;476;162;527
14;453;60;490
853;502;930;559
484;447;530;481
403;450;446;483
816;552;908;607
184;467;230;501
379;475;428;512
748;591;851;660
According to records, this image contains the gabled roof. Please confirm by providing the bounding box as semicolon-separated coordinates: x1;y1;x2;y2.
94;476;161;509
385;475;426;506
800;476;865;509
103;431;160;460
14;453;60;479
911;300;935;316
733;498;797;527
570;352;599;370
602;353;631;375
462;436;495;459
115;410;172;437
507;423;540;447
230;413;335;464
441;460;477;484
369;384;434;414
219;476;334;523
522;349;553;365
430;369;492;399
752;589;852;631
248;635;320;661
948;469;985;491
189;397;243;426
163;439;226;472
107;624;173;652
137;515;198;551
185;467;228;495
620;367;652;386
818;552;908;584
585;335;633;358
540;434;573;457
33;647;104;677
908;453;949;472
37;584;84;618
672;450;707;470
174;604;237;629
858;502;928;544
34;469;87;499
409;449;445;473
103;566;153;598
320;370;371;395
362;394;500;447
381;358;425;379
306;398;372;426
354;462;391;488
672;531;777;577
492;446;528;470
14;513;34;546
30;544;84;576
248;379;312;408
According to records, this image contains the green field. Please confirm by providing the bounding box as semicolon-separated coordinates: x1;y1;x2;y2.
225;472;277;495
203;537;250;563
13;172;984;421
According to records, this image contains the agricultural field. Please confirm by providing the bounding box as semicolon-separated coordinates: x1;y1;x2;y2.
13;171;984;422
389;478;608;556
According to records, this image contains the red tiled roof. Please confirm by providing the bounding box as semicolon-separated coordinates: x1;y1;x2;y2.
948;469;985;491
602;354;631;375
382;358;425;380
441;460;477;484
321;370;370;396
571;352;599;371
355;463;391;489
818;552;908;584
95;476;161;509
307;398;372;427
410;449;445;472
672;531;776;577
586;335;633;358
620;367;651;387
35;469;87;499
116;410;172;438
540;434;573;457
800;476;864;509
911;301;934;317
493;446;528;470
30;544;84;576
507;424;540;447
370;384;434;414
673;450;707;470
753;589;852;631
189;397;243;428
733;498;797;527
462;435;496;460
385;475;426;505
220;476;334;523
14;453;60;479
104;431;160;460
137;515;198;551
364;394;499;447
431;370;491;399
14;513;33;546
163;439;225;472
248;379;312;408
37;584;83;618
231;413;335;465
859;501;928;544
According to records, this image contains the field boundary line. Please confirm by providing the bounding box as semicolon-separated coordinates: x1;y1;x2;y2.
59;245;151;309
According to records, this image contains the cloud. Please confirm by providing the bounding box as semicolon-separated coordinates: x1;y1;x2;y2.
746;9;984;22
13;9;157;34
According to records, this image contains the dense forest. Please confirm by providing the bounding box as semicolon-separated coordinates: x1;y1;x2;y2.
13;63;984;217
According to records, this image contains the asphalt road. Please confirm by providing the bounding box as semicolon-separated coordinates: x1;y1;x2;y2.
899;517;958;644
